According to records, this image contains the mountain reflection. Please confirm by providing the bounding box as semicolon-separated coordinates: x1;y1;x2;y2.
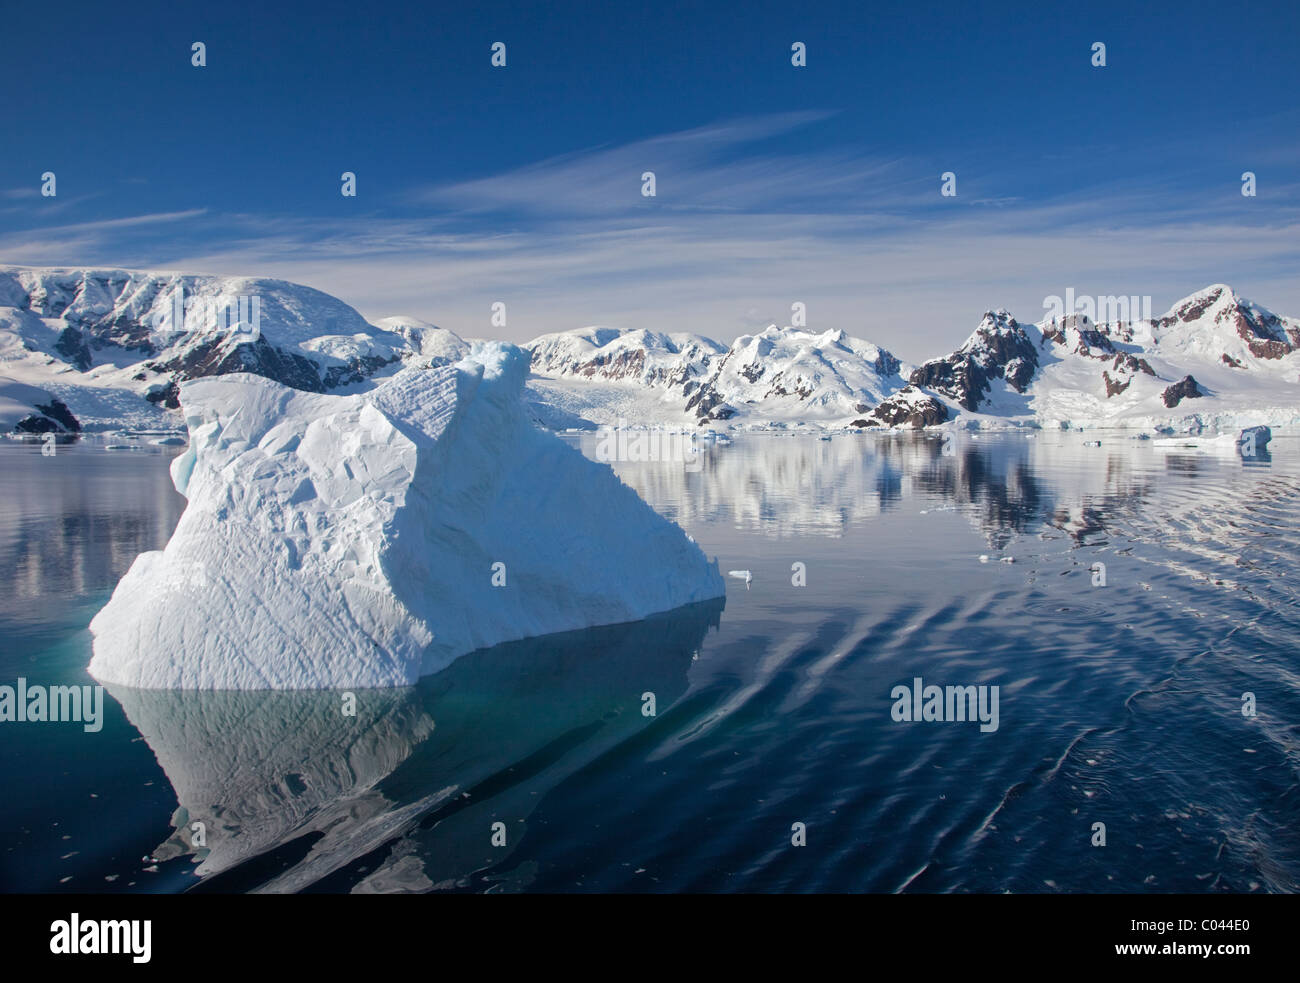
593;432;1177;548
0;443;186;630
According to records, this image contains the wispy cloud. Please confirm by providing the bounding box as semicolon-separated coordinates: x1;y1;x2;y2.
1;116;1297;362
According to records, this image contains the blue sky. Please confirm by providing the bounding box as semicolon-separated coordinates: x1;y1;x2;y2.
2;0;1298;360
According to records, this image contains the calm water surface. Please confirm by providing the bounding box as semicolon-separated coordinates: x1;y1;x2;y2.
1;431;1297;893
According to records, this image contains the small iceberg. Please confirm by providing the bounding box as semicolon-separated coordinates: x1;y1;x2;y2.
88;343;725;689
1153;425;1271;458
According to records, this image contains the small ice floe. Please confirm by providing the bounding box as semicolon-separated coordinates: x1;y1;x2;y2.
979;555;990;563
1000;556;1015;564
727;569;753;586
714;435;732;446
1083;440;1101;447
150;436;186;446
1153;426;1270;457
819;434;832;441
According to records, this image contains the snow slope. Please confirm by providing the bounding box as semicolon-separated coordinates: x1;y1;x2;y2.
527;324;911;427
902;286;1300;431
0;268;462;429
6;267;1299;433
0;376;81;433
87;343;725;689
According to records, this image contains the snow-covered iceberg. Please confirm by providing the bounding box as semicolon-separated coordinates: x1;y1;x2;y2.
88;343;725;689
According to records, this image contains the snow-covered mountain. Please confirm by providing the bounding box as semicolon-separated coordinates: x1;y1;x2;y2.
3;267;1298;434
0;268;468;429
528;326;727;389
526;323;911;427
876;285;1300;430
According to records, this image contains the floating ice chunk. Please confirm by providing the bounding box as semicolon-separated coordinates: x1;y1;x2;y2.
88;343;725;689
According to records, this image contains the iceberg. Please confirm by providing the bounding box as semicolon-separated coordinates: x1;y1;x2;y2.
88;343;725;689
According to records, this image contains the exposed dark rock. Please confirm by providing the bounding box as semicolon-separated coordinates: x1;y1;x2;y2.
579;347;646;379
55;327;93;371
146;335;325;393
1112;352;1155;376
1102;371;1131;397
1161;375;1204;408
872;350;903;377
909;313;1038;411
1073;326;1117;357
1232;307;1295;359
145;380;181;410
764;370;813;400
14;398;81;434
321;353;402;389
1155;286;1223;327
867;386;949;428
685;384;727;420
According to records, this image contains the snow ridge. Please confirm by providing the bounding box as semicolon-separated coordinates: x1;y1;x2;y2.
5;267;1300;433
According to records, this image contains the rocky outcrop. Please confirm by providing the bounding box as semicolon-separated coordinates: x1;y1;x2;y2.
1102;371;1131;398
1161;375;1204;408
14;397;81;434
909;312;1038;411
859;386;949;428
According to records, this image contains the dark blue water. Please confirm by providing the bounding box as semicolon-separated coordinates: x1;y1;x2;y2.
2;431;1298;893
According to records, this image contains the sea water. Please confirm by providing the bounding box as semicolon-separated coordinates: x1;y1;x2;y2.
1;431;1297;893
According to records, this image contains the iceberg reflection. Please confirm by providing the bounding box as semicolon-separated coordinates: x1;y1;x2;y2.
107;597;723;892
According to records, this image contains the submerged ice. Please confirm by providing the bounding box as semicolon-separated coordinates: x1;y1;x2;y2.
88;343;725;689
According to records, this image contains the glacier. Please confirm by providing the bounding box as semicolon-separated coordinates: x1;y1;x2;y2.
87;342;725;689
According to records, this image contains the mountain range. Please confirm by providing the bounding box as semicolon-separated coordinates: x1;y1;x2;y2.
2;267;1297;434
